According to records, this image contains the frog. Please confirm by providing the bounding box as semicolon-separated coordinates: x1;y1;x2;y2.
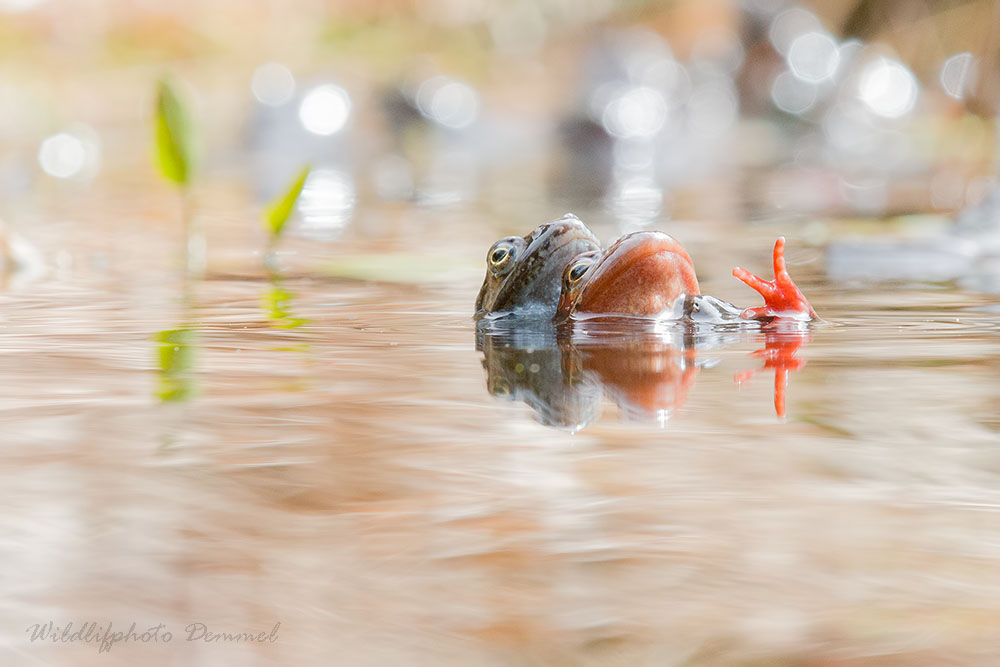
474;214;601;320
555;232;816;323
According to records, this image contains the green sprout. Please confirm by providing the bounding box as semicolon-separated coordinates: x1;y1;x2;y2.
153;77;202;274
262;165;310;262
153;78;195;187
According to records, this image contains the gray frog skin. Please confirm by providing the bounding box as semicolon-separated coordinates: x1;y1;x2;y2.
474;214;601;319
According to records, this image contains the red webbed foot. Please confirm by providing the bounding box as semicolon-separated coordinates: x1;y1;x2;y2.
732;237;816;320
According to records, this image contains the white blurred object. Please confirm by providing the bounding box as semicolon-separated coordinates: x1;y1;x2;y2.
769;8;822;56
939;52;977;100
38;134;84;179
296;168;355;240
771;70;817;115
787;31;840;83
298;84;351;136
836;39;864;75
601;85;668;139
252;62;296;107
415;76;479;130
37;125;101;181
857;57;918;119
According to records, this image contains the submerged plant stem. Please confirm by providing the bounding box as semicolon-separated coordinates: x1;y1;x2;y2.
181;189;205;277
263;235;279;273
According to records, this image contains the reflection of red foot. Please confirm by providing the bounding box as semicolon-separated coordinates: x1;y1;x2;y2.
735;331;810;418
733;237;816;320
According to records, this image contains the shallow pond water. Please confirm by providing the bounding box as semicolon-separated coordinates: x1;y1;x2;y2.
2;201;1000;666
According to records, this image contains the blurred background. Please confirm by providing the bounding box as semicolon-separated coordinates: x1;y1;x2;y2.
4;2;1000;666
4;0;999;245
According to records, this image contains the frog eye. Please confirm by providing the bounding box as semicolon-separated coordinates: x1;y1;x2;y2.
563;256;594;290
568;262;589;282
488;242;517;272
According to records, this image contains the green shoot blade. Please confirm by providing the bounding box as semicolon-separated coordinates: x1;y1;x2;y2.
153;78;195;187
264;165;310;237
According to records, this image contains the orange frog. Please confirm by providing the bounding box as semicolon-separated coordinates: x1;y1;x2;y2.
555;231;816;323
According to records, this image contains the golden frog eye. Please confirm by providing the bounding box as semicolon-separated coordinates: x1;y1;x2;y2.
563;257;594;290
489;243;516;271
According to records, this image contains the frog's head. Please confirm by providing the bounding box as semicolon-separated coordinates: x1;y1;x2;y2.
555;231;700;321
475;214;601;319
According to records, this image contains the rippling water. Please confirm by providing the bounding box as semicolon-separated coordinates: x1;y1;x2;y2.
3;201;1000;666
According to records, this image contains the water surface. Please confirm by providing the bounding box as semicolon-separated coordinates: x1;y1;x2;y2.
3;206;1000;666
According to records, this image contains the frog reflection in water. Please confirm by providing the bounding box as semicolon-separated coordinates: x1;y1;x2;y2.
479;323;809;428
476;224;815;427
477;329;602;431
474;213;601;319
477;327;707;431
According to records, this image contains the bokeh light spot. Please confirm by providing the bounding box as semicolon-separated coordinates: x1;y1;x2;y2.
298;84;351;136
601;86;668;139
38;128;100;180
940;52;977;100
416;76;479;129
787;31;839;83
251;62;295;107
771;71;817;115
769;8;821;56
858;58;918;119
